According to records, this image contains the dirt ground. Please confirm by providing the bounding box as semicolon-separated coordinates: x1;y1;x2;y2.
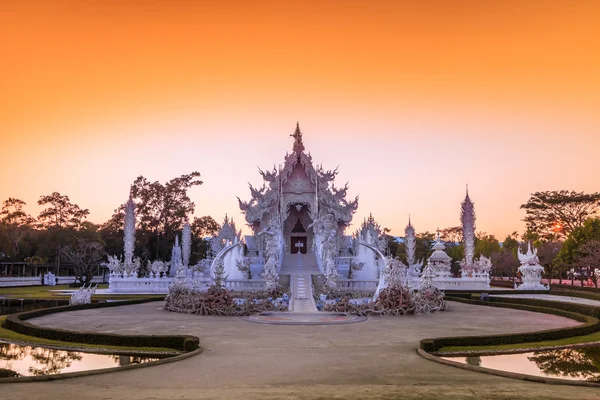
3;301;599;400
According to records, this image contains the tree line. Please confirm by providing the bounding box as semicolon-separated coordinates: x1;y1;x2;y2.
0;172;219;284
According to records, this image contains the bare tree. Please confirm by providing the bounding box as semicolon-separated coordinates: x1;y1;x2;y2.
62;239;105;285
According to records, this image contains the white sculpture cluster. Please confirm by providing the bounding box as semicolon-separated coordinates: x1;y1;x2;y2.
258;219;284;292
311;214;340;289
413;263;447;314
515;242;548;290
69;283;97;305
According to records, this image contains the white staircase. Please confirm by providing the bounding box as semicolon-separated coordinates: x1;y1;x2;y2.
281;253;318;313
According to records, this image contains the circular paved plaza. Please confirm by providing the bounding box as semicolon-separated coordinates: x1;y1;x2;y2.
3;301;598;400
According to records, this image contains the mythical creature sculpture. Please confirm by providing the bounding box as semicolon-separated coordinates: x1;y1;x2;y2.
69;284;97;305
104;255;122;275
150;260;168;277
516;242;548;290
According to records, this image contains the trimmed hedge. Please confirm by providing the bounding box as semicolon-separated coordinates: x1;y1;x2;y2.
550;289;600;302
420;297;600;352
2;298;199;352
551;284;600;293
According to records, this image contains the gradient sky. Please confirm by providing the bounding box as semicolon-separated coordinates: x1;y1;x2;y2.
1;1;599;239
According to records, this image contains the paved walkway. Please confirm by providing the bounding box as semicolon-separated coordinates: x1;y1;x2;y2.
3;301;596;400
492;293;600;307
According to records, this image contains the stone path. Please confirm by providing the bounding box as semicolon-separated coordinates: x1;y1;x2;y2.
5;301;594;400
290;273;317;312
492;293;600;307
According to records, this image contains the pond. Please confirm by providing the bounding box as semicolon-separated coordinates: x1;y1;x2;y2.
0;341;165;378
0;299;70;316
441;346;600;383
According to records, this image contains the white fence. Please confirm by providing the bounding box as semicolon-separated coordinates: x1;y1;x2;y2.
0;276;105;288
225;279;266;291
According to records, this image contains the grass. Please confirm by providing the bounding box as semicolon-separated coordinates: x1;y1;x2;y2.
0;284;164;300
0;316;178;353
437;330;600;353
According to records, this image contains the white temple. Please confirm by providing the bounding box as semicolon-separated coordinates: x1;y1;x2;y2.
106;124;495;294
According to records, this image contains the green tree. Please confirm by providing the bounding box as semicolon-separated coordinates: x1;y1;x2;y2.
521;190;600;240
556;218;600;286
0;198;35;260
536;241;563;284
573;239;600;287
36;192;90;273
501;232;520;256
474;233;501;258
191;215;219;262
130;172;203;259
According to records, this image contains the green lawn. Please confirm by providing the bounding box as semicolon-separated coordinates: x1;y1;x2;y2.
437;330;600;353
0;284;164;300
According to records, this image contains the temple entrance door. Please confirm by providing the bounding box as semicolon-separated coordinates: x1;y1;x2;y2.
291;237;307;254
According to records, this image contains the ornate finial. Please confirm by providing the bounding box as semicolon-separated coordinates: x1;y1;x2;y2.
290;122;305;153
436;227;441;241
408;214;411;226
466;183;469;197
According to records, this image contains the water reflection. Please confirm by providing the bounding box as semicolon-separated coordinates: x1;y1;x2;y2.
0;299;70;316
442;346;600;382
0;341;162;377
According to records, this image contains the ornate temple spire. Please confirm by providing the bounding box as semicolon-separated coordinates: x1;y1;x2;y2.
461;185;476;265
404;216;416;266
291;122;305;153
123;194;136;267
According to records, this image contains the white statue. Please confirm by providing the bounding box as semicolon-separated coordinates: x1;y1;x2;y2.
515;242;548;290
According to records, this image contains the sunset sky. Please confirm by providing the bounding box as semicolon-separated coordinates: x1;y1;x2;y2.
1;1;599;239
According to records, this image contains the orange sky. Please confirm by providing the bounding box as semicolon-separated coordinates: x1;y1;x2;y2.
1;1;599;239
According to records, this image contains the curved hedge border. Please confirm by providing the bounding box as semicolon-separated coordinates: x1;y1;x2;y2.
2;298;199;352
420;297;600;352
